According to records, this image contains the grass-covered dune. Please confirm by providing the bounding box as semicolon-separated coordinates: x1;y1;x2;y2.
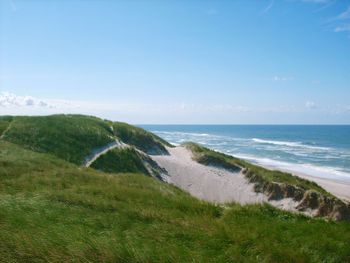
185;142;350;221
185;143;329;195
0;116;13;136
1;140;350;262
1;114;350;262
1;115;169;165
112;121;172;155
91;147;150;175
2;115;114;164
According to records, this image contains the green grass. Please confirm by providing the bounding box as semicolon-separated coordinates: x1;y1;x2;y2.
91;148;150;175
2;115;115;165
185;142;332;197
1;115;171;166
0;116;13;136
112;122;172;154
1;140;350;262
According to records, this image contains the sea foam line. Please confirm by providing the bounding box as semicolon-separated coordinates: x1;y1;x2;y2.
251;138;331;151
234;153;350;183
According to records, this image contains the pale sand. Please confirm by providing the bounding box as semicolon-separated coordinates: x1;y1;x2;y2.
151;146;322;216
152;146;267;204
273;167;350;202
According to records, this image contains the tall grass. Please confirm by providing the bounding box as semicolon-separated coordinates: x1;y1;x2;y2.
0;116;13;136
112;122;172;154
1;140;350;262
91;148;150;175
2;115;172;166
2;115;114;164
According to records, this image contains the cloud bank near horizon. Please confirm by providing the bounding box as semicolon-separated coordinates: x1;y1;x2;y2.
1;91;349;124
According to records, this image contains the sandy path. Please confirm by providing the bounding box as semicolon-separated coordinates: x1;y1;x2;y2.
0;121;13;140
83;140;125;167
151;146;267;204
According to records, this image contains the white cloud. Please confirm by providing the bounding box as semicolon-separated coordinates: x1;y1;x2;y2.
337;6;350;20
295;1;350;38
261;0;274;15
9;0;17;12
334;24;350;32
0;92;55;108
269;76;294;81
305;101;316;109
323;5;350;35
300;0;331;3
177;103;251;113
1;91;348;124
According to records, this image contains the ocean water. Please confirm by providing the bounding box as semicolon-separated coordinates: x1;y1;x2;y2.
140;125;350;183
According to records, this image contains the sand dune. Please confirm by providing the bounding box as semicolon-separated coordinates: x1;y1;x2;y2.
152;146;267;204
152;146;323;216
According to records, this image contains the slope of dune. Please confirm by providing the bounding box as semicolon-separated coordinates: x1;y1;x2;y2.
1;114;350;262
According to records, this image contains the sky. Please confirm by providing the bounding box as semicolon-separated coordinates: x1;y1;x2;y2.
1;0;350;124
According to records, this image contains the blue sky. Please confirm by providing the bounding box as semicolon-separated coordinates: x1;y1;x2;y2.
0;0;350;124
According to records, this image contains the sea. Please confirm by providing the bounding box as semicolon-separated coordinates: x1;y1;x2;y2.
140;125;350;183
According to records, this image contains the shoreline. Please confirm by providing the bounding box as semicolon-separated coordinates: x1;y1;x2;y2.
259;164;350;202
231;153;350;202
227;151;350;203
224;150;350;203
152;145;350;213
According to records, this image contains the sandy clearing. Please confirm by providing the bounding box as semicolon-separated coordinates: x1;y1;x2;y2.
151;146;317;215
151;146;268;204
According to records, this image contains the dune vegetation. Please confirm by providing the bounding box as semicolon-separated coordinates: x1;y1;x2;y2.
2;115;114;164
91;147;150;175
0;116;13;136
185;142;330;196
185;142;350;221
0;115;350;262
111;121;172;154
1;115;171;165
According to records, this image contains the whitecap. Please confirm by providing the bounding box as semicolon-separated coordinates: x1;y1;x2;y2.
234;153;350;183
252;138;331;151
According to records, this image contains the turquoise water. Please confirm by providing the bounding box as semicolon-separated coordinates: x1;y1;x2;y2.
140;125;350;183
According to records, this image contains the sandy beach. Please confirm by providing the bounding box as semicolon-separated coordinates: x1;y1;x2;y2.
275;168;350;202
152;146;307;214
152;146;266;204
151;146;349;217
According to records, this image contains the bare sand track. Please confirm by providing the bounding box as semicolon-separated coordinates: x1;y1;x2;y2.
83;140;126;167
152;146;268;204
0;121;13;140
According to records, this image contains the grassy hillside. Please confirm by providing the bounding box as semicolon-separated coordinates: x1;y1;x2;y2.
91;147;150;175
1;115;171;166
1;115;350;261
112;122;172;155
0;116;13;136
1;140;350;262
2;115;114;164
